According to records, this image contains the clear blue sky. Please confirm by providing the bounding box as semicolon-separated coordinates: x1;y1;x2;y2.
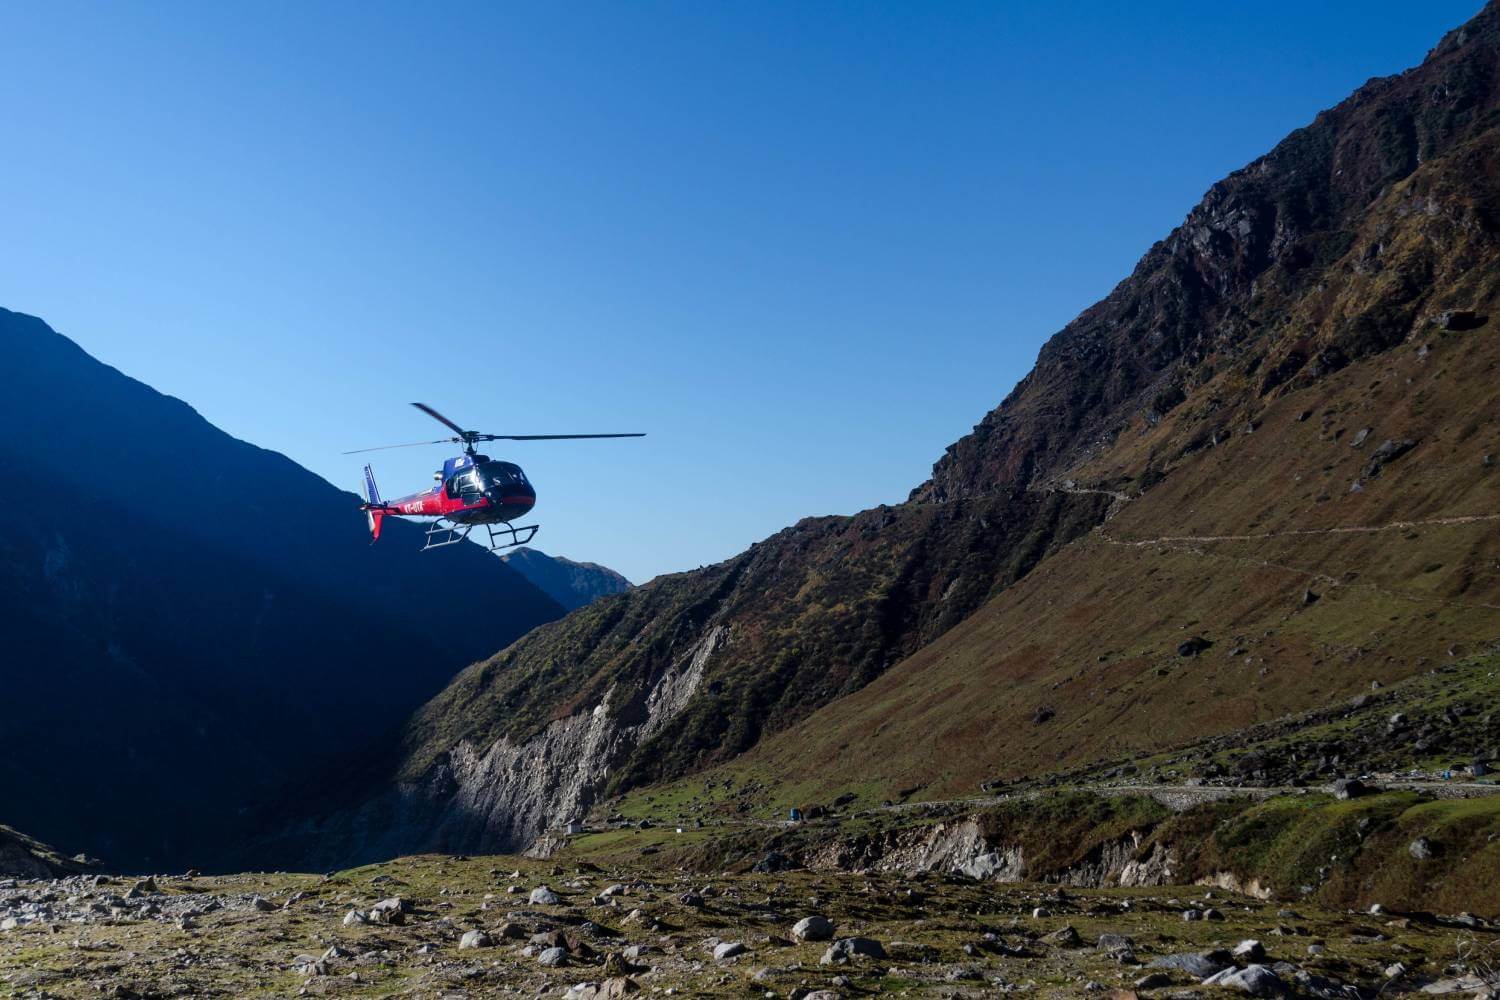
0;1;1480;583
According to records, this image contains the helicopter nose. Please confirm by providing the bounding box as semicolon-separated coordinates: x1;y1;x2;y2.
486;485;535;513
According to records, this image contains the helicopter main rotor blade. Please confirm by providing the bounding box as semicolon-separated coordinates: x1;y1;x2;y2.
341;437;456;455
475;433;647;441
412;402;469;437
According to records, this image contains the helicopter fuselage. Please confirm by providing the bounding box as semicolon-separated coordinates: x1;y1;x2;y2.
347;401;641;551
376;454;536;525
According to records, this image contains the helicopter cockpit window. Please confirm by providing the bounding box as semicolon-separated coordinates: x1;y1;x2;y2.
447;470;482;500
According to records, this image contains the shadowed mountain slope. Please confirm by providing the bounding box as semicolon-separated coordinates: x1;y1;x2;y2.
500;547;632;611
0;823;97;879
304;3;1500;864
0;309;564;870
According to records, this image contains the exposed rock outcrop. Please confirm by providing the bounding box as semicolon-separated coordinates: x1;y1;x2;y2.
284;627;727;867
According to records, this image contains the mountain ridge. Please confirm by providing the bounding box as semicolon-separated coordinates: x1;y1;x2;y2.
0;308;566;870
275;0;1500;866
500;547;632;611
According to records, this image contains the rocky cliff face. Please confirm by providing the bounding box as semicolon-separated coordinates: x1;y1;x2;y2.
275;625;727;868
314;3;1500;864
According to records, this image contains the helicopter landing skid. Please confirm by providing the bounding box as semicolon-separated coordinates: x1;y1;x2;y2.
422;519;539;552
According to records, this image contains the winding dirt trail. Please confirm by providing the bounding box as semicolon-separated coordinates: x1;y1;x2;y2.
1035;475;1500;612
1105;511;1500;548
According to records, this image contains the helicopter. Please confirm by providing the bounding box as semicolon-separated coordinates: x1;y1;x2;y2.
345;402;644;552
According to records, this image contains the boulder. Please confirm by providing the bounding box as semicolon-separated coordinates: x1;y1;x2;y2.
819;936;886;964
538;945;568;967
1148;951;1234;979
792;916;835;942
369;897;408;925
1362;438;1416;478
530;885;562;905
1043;925;1084;948
459;929;493;950
1436;309;1486;331
1330;778;1370;800
1177;636;1213;657
1233;939;1266;962
1409;837;1434;860
565;979;639;999
713;941;747;960
1203;963;1285;996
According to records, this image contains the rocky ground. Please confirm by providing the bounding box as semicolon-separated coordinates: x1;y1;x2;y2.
2;850;1498;999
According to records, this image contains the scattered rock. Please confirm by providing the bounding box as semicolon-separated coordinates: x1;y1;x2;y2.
713;941;747;960
565;979;639;999
1409;837;1434;860
1435;309;1486;331
538;945;568;966
530;885;562;905
751;852;794;873
1203;963;1284;996
1148;951;1234;979
1177;637;1213;657
459;929;493;950
1043;925;1084;948
792;916;834;941
819;936;886;964
1330;778;1370;800
369;897;408;925
1362;438;1416;478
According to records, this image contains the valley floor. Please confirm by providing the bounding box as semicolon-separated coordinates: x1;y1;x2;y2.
2;847;1498;998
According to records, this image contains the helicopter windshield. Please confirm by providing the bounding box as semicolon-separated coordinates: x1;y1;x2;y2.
478;461;528;488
